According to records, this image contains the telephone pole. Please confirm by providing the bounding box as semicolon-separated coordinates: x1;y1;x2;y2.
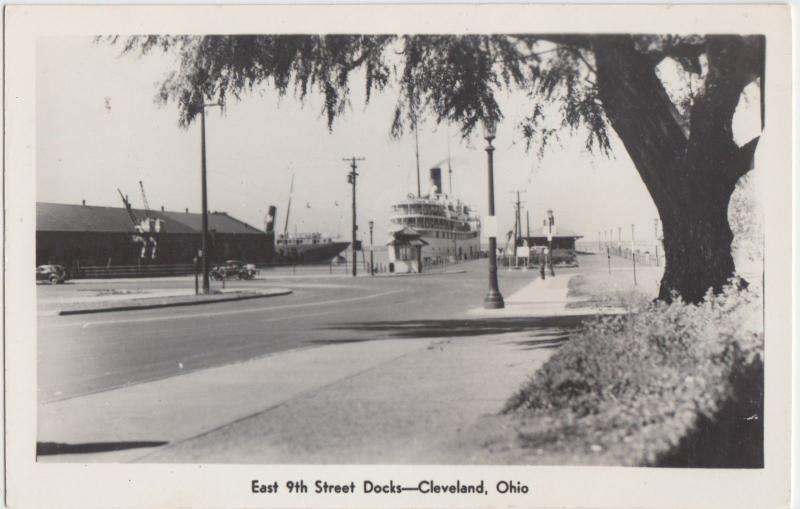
198;102;220;294
526;209;530;239
343;156;365;277
515;191;522;247
510;190;526;253
414;125;421;197
654;218;660;266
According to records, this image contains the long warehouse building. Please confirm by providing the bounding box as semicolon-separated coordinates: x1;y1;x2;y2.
37;202;275;276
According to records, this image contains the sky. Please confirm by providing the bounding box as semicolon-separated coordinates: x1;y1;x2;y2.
36;36;760;247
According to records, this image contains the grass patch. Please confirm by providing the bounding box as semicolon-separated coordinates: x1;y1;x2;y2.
566;269;660;309
505;282;763;467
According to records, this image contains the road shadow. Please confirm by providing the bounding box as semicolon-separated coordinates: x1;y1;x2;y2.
507;333;572;350
324;314;597;340
36;440;168;456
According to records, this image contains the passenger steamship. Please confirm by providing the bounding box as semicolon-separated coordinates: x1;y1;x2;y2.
388;167;481;272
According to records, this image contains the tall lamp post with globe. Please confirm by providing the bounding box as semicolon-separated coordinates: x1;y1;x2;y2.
483;120;504;309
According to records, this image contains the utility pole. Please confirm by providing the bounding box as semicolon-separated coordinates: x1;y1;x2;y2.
369;220;375;276
414;125;421;197
447;130;453;196
654;218;660;267
344;156;365;277
510;190;526;267
514;191;522;245
631;223;636;251
526;209;530;240
198;102;220;294
547;209;555;276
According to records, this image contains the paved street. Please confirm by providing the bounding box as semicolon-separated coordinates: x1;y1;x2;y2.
38;260;558;403
38;255;653;463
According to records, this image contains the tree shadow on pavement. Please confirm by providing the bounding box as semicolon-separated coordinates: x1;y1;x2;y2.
323;315;596;341
36;440;168;456
507;333;572;350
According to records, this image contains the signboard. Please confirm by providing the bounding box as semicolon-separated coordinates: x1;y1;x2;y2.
483;215;498;238
516;246;529;258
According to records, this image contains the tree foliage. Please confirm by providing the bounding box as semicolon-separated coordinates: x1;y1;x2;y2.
109;34;615;151
110;33;765;301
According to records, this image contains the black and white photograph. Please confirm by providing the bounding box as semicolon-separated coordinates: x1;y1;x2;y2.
3;4;793;509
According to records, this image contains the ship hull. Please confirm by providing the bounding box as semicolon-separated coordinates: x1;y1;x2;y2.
418;234;481;261
276;241;350;264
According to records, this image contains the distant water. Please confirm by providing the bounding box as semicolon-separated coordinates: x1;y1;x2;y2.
576;239;663;254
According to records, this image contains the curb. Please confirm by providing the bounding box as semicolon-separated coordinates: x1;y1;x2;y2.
58;290;293;316
374;269;467;278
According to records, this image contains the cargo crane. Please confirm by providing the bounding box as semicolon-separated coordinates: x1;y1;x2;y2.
137;180;159;259
117;185;159;260
118;188;149;259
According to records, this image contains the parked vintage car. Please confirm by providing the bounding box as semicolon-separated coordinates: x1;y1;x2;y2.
36;264;67;284
210;260;258;280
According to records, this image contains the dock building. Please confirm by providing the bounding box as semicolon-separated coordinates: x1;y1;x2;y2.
36;202;274;276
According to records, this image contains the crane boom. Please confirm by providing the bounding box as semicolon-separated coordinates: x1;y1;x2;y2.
283;173;294;242
139;180;151;217
117;188;140;226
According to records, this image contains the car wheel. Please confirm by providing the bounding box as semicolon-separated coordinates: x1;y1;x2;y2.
50;276;59;285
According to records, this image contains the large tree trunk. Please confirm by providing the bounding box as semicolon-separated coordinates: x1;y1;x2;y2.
592;35;761;303
658;182;737;303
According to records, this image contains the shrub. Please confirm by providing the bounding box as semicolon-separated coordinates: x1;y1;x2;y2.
504;280;763;466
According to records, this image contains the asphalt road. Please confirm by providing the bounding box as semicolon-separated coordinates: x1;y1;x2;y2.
38;260;547;403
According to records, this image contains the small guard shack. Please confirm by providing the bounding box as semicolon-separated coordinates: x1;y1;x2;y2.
527;225;583;266
387;226;428;273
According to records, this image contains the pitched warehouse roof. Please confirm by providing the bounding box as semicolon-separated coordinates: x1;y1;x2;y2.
37;202;265;235
160;210;262;235
527;226;583;239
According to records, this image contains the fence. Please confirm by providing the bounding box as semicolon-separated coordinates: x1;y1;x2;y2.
72;252;479;279
604;244;661;267
73;263;196;279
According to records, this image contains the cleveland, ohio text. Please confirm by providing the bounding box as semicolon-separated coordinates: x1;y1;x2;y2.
251;479;530;495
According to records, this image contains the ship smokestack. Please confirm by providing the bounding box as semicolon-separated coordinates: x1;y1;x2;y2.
265;205;277;233
429;167;442;196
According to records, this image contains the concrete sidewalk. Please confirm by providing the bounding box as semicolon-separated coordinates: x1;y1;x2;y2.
143;331;563;464
468;273;576;317
39;329;566;464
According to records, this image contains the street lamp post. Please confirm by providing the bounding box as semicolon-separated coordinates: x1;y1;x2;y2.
199;102;220;295
483;121;504;309
368;220;375;276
